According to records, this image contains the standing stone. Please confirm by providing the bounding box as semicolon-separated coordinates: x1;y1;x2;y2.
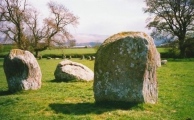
47;57;52;59
62;54;66;59
88;56;91;60
156;51;161;67
94;32;159;104
38;53;42;60
161;60;167;65
80;55;85;60
3;49;42;92
54;60;94;81
92;56;95;60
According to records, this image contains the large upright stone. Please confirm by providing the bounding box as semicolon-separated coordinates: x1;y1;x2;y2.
94;32;159;104
3;49;42;92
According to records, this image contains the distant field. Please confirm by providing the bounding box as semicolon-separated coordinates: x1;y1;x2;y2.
0;58;194;119
0;44;169;56
0;44;178;59
0;47;97;58
39;48;97;55
0;44;17;56
157;47;170;53
40;48;170;55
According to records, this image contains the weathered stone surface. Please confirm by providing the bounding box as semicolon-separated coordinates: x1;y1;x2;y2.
94;32;159;104
156;51;161;67
92;56;95;60
54;60;94;81
88;56;91;60
80;55;85;60
3;49;42;92
161;60;167;65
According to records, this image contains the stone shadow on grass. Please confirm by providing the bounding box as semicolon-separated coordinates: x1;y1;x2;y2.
49;79;84;83
49;79;64;83
49;102;139;115
0;90;12;96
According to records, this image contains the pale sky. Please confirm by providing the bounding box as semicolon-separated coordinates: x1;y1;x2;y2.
29;0;150;42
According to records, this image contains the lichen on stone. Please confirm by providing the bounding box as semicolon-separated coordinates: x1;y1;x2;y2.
94;31;160;104
3;49;42;92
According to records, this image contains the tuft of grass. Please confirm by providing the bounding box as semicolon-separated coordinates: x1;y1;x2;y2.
0;58;194;119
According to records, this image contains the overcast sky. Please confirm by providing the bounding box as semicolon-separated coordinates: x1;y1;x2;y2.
30;0;150;36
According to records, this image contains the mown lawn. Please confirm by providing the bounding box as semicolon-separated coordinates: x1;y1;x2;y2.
157;47;170;53
0;58;194;120
0;48;97;58
39;48;97;56
0;46;167;56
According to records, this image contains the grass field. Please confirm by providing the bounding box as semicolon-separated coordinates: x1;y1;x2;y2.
0;45;167;57
0;58;194;119
39;48;97;55
157;48;170;53
0;48;97;58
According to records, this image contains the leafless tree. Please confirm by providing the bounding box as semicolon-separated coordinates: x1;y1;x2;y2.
24;8;47;57
44;2;79;48
0;0;79;57
69;40;76;47
0;0;29;50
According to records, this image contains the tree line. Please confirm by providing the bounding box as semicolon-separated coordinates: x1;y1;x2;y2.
0;0;79;57
1;0;194;58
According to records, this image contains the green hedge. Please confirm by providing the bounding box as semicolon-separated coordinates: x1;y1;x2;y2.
160;48;194;58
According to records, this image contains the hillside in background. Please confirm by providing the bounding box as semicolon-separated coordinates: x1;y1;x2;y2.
73;33;108;44
74;33;164;46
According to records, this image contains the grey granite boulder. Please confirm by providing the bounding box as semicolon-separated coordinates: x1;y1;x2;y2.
161;60;167;65
54;60;94;81
3;49;42;92
94;31;159;104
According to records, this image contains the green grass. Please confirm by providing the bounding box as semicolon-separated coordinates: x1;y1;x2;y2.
0;58;194;119
39;48;96;56
0;45;169;58
0;47;97;58
0;44;17;57
0;44;16;52
157;47;170;53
